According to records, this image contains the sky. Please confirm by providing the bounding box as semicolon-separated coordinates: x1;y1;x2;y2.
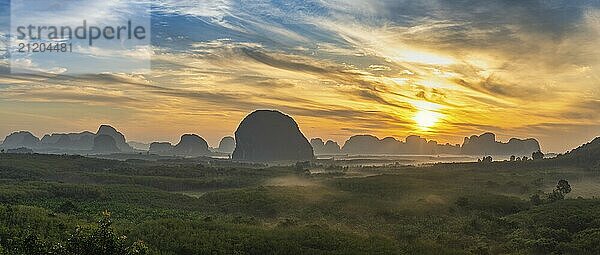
0;0;599;153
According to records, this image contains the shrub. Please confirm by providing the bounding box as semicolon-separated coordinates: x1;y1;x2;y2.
64;211;149;255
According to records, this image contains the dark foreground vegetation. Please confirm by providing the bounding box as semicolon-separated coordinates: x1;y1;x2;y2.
1;153;600;254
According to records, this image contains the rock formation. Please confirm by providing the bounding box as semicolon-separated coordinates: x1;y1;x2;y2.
341;134;461;155
342;135;385;154
311;138;342;155
217;136;236;154
40;131;95;150
93;135;120;153
172;134;210;157
96;125;133;152
232;110;314;162
323;140;342;154
310;138;325;153
1;126;132;153
149;142;174;155
0;131;40;149
461;133;540;156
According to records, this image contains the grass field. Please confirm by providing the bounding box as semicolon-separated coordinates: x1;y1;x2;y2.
1;153;599;254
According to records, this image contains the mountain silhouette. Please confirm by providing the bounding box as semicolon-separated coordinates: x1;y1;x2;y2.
311;138;342;155
232;110;314;162
149;142;174;155
96;125;133;152
217;136;236;154
0;122;551;158
172;134;210;157
342;135;386;154
341;135;460;155
0;131;40;149
40;132;95;150
93;135;120;153
461;133;540;156
0;125;134;154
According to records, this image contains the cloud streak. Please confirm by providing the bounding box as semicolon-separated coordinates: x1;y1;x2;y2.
0;0;598;152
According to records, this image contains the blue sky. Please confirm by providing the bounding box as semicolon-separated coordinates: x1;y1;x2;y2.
0;0;599;152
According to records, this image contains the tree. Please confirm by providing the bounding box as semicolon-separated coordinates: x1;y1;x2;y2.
532;150;544;160
548;180;572;202
548;191;564;202
529;193;543;205
510;155;516;161
556;179;572;195
65;210;149;255
481;156;493;163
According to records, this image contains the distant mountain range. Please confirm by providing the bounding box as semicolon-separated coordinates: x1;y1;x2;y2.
461;133;540;156
0;125;134;154
310;132;540;157
0;110;565;160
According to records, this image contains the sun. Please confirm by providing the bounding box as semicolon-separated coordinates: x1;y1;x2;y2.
413;110;441;129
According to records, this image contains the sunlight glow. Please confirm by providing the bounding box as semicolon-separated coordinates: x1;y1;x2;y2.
391;77;409;85
414;109;441;129
394;49;455;66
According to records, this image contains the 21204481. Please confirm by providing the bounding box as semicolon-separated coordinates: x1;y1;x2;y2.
17;42;72;53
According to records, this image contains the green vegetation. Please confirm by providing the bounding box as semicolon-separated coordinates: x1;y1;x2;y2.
555;137;600;169
1;153;600;254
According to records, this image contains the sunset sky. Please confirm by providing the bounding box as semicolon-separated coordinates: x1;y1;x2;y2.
0;0;599;153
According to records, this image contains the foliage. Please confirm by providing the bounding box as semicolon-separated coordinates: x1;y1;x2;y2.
556;180;572;195
532;151;544;160
1;154;600;254
0;207;147;255
547;180;572;202
64;210;149;255
555;137;600;169
478;156;493;163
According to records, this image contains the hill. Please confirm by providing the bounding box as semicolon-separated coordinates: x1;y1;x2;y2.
232;110;314;162
556;137;600;168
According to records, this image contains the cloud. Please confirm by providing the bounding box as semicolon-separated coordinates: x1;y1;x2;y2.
154;0;232;18
0;0;598;152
